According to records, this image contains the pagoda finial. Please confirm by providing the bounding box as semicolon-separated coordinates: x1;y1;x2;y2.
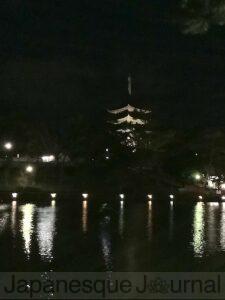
128;75;132;96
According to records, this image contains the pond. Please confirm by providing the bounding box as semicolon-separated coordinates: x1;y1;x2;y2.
0;199;225;272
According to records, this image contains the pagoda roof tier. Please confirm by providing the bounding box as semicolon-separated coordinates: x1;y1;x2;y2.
108;104;150;115
111;114;147;125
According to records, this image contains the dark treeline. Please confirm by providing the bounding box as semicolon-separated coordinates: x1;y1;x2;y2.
1;108;225;193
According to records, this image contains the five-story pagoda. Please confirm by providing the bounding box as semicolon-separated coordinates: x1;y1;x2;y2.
108;76;151;151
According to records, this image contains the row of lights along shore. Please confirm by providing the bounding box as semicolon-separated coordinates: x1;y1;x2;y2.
8;193;225;203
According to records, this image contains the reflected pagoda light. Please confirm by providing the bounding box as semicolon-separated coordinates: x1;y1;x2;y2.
221;183;225;190
4;142;13;150
222;195;225;200
51;200;56;207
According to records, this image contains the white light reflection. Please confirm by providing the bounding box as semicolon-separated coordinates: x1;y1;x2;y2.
0;204;9;211
100;216;112;271
220;203;225;251
147;201;153;240
11;201;17;236
0;204;9;234
207;202;219;252
193;202;205;257
20;204;35;258
169;201;174;240
37;205;56;262
82;201;88;233
119;200;124;237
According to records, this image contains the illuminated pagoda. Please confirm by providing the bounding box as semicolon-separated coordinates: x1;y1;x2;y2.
108;76;151;151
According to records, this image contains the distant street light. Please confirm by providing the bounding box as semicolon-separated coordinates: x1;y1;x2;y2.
51;193;57;199
194;173;201;181
41;155;55;163
12;193;18;199
4;142;13;150
25;165;34;173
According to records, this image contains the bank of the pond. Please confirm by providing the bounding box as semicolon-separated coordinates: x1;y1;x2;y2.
0;188;223;204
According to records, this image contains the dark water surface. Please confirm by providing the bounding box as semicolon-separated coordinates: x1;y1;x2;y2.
1;199;225;272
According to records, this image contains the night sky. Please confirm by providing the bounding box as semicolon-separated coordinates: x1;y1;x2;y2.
1;0;225;129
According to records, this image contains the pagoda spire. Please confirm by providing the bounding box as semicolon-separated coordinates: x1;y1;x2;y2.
128;74;132;96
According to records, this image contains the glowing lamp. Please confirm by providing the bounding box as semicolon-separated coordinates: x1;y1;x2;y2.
194;174;201;181
41;155;55;163
25;165;33;173
82;193;89;199
4;142;13;150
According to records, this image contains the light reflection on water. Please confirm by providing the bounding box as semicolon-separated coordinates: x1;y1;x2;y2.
193;202;205;257
220;203;225;251
11;201;17;237
37;205;56;262
82;201;88;233
0;204;9;211
119;201;124;237
20;204;35;258
0;205;9;233
1;200;225;270
207;202;219;252
147;201;152;240
169;202;174;241
100;215;112;271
